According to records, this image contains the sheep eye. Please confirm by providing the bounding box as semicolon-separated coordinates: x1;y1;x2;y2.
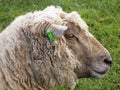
67;34;74;39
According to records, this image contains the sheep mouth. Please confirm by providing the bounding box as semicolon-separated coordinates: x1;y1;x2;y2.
90;68;109;78
92;69;107;75
90;65;110;77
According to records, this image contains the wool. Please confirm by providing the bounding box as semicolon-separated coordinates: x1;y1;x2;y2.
0;6;111;90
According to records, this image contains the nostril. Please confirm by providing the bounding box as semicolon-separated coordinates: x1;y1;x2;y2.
104;58;112;66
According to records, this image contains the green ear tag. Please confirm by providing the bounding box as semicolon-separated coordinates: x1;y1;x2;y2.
46;29;56;42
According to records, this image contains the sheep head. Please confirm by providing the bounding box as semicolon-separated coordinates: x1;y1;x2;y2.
38;11;112;79
26;7;112;90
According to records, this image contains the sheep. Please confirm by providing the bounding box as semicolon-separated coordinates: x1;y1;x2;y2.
0;6;112;90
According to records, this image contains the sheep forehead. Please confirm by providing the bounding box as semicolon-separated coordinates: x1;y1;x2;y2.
65;11;89;31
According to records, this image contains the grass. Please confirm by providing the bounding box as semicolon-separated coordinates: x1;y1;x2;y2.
0;0;120;90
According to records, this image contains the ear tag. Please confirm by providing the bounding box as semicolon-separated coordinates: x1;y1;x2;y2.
46;29;56;42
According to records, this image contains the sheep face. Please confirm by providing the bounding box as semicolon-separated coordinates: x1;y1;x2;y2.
63;18;112;79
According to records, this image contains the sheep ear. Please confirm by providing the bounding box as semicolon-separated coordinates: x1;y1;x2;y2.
48;24;68;38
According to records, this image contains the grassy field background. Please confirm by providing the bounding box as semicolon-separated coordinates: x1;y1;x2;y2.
0;0;119;90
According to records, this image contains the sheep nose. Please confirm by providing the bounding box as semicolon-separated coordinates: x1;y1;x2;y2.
104;58;112;66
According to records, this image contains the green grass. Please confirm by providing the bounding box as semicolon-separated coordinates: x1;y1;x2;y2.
0;0;120;90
